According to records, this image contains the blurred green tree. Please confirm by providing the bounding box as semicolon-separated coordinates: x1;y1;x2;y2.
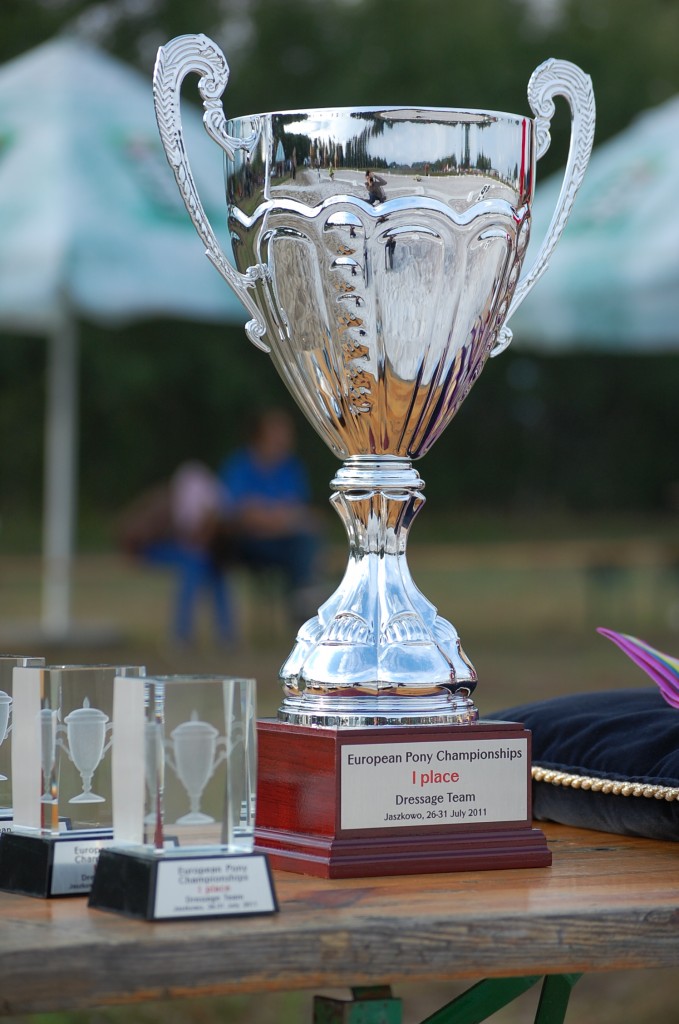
1;0;678;547
3;0;678;151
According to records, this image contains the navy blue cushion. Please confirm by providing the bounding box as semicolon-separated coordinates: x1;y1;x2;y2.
489;688;679;841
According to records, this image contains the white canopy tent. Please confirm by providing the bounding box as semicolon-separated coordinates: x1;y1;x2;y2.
510;93;679;352
0;35;245;639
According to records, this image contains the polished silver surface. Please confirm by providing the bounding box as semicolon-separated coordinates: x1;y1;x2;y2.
154;35;595;727
277;688;478;729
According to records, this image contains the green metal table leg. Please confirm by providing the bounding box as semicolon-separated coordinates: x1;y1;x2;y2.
418;976;542;1024
312;974;582;1024
534;974;582;1024
314;985;403;1023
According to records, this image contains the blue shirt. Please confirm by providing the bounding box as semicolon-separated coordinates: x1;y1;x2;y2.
219;448;310;508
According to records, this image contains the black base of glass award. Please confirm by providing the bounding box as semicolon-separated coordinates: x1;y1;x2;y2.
0;828;114;898
89;847;278;921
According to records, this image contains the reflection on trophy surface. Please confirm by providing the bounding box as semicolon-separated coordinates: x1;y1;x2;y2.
167;711;226;825
0;655;44;810
224;677;257;845
154;36;594;727
0;692;11;781
61;698;111;804
40;706;58;804
144;721;164;828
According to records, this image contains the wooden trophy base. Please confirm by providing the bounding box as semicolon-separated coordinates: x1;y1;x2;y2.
255;719;551;879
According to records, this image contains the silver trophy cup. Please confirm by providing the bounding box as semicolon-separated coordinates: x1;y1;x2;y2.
154;35;594;727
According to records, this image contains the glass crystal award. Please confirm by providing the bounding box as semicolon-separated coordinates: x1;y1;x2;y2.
0;663;145;897
0;655;45;821
89;674;276;921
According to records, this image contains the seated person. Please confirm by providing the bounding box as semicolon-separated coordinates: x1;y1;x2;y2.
119;461;233;645
218;408;320;617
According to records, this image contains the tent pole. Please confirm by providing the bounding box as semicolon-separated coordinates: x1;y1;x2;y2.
41;312;78;637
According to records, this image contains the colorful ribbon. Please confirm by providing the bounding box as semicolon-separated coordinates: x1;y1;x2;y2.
597;627;679;709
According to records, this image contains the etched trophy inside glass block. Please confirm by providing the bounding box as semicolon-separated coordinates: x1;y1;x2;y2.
11;664;145;833
0;663;145;898
113;674;257;852
90;674;276;921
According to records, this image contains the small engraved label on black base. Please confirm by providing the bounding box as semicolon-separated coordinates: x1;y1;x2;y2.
0;829;114;897
89;849;278;921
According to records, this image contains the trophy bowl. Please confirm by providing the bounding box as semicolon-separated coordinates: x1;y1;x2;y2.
154;35;594;728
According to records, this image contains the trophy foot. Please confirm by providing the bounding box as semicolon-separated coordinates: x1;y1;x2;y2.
278;607;478;727
69;792;106;804
277;689;477;728
175;811;215;825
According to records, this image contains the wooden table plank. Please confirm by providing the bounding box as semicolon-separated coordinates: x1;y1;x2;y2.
0;824;678;1016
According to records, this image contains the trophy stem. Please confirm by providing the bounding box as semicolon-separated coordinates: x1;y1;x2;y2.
278;456;477;727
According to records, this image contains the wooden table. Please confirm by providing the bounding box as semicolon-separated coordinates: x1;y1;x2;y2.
0;823;678;1019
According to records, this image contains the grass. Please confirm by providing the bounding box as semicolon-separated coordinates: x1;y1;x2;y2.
1;533;679;1022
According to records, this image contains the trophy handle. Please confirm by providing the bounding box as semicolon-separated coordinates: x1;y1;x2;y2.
55;723;71;760
102;722;113;757
490;58;595;357
153;34;270;352
214;736;228;770
163;737;177;777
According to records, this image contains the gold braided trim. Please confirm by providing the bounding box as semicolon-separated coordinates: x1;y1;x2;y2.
531;765;679;802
